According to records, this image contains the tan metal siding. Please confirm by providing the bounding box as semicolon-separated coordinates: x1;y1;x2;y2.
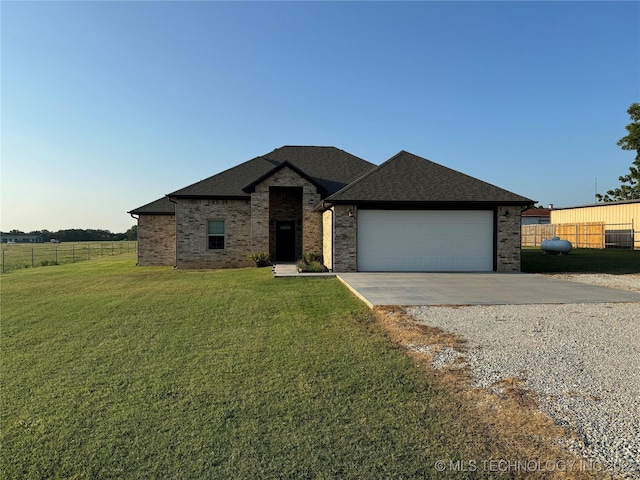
551;203;640;226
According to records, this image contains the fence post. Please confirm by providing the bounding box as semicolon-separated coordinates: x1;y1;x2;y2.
32;248;35;268
2;249;4;273
55;246;58;264
72;244;75;263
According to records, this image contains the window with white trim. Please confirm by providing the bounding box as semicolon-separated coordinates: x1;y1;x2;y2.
207;220;225;249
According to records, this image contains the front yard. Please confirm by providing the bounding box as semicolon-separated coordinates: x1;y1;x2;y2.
3;256;613;478
2;257;513;479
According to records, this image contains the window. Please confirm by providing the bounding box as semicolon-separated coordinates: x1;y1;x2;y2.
208;220;225;249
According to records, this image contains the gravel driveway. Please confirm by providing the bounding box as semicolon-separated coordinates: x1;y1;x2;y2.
408;274;640;479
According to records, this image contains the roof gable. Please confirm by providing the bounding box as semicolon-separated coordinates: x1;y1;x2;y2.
242;161;328;195
326;151;533;205
262;146;375;195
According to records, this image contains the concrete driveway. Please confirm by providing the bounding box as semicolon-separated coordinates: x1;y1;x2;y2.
336;273;640;307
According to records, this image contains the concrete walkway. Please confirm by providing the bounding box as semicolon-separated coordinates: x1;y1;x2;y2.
336;273;640;307
272;263;336;278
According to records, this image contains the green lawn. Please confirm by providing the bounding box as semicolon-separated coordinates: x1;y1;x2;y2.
2;256;522;479
522;247;640;274
1;241;137;273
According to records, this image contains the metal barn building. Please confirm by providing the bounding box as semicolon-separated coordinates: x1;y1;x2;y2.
550;200;640;249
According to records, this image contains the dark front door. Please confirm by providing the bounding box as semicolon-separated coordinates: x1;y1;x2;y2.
276;221;296;261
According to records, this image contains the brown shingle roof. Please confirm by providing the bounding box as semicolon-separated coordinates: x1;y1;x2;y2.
168;156;277;198
168;146;375;198
128;196;175;215
263;146;375;195
326;151;534;205
522;207;551;217
130;147;535;215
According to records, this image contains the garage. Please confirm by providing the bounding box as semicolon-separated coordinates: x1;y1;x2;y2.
357;210;494;272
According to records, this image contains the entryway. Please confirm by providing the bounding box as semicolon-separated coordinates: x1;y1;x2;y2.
269;186;303;262
275;221;296;261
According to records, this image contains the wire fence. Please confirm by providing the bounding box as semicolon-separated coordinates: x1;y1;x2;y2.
1;241;138;273
522;223;638;250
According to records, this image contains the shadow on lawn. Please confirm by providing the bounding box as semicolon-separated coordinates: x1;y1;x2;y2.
521;248;640;275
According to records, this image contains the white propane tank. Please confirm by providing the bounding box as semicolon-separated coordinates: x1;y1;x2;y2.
541;237;572;254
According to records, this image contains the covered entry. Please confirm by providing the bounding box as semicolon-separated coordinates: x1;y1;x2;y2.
357;210;494;271
269;187;303;261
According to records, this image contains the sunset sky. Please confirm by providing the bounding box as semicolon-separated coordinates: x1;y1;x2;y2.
2;1;639;232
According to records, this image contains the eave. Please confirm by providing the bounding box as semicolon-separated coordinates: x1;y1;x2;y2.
322;199;536;209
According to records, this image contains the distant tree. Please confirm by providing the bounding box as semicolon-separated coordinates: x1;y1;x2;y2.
596;102;640;202
125;225;137;241
3;228;135;241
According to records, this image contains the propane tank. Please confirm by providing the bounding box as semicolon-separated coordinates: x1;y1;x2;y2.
541;237;572;254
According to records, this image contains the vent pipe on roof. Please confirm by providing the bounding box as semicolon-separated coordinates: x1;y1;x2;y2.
548;204;554;209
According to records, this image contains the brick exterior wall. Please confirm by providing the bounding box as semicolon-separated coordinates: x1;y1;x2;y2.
251;166;323;260
175;199;252;269
496;205;523;272
137;214;176;266
331;204;358;272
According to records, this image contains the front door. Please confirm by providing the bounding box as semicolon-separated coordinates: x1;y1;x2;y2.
276;221;296;261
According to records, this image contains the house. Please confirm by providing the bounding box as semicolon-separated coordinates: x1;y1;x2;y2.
0;233;43;244
521;207;551;225
129;146;534;272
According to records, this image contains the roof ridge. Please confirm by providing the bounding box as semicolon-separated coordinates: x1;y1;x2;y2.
325;150;411;200
324;159;382;200
326;150;533;204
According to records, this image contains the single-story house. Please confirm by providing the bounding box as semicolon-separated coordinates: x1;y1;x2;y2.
0;233;43;244
521;207;551;225
129;146;534;272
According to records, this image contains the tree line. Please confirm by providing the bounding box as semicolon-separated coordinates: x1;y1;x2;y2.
4;226;137;242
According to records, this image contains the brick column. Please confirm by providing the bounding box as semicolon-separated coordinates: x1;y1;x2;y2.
332;205;357;272
496;205;522;272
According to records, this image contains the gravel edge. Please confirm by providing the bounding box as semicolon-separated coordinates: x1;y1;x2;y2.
407;274;640;479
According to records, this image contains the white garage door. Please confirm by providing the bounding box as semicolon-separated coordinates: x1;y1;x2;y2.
357;210;494;272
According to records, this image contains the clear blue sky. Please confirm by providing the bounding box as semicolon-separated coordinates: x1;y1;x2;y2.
2;1;639;233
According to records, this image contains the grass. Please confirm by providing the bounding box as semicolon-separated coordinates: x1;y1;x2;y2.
0;241;137;273
522;247;640;274
2;256;606;479
2;256;506;479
